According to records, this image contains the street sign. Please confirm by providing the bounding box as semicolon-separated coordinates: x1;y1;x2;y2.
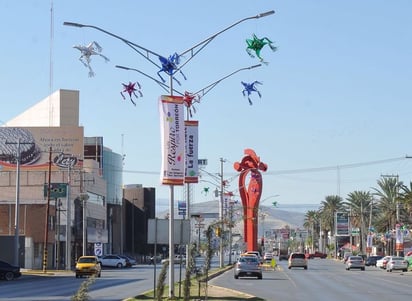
44;183;68;198
94;242;102;256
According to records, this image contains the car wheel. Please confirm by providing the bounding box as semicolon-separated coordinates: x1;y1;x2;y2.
304;266;308;270
98;271;101;278
75;274;79;278
288;266;291;269
116;263;123;268
403;269;407;272
361;267;365;271
258;275;262;279
234;275;239;279
4;272;14;281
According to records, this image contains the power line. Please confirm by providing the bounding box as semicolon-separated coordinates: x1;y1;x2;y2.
119;156;407;176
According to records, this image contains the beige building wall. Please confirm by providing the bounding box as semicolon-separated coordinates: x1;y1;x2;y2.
5;89;79;127
0;89;108;268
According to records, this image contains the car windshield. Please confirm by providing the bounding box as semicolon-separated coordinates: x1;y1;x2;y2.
239;257;258;263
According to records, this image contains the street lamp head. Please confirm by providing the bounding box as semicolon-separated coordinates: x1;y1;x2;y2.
249;64;262;69
257;10;275;18
63;22;86;28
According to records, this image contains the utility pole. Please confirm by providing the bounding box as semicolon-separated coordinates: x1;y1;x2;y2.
66;165;72;270
219;158;226;268
43;147;52;273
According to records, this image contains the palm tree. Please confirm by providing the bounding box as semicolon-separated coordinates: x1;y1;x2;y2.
372;177;402;233
319;195;344;237
344;191;373;253
399;182;412;222
318;195;343;255
303;210;319;252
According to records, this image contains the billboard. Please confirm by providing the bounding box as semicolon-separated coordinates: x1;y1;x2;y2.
335;212;349;236
0;126;84;171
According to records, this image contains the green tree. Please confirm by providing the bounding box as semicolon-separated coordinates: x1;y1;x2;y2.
344;190;373;253
303;210;319;252
399;181;412;222
372;177;403;233
319;195;344;237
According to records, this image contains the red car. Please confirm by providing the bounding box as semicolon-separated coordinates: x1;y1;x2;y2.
306;252;327;259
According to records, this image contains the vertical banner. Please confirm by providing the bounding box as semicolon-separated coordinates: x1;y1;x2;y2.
159;95;185;185
366;234;373;254
184;120;199;183
395;223;404;252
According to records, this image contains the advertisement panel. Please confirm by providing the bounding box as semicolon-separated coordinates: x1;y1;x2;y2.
159;95;185;185
0;126;83;171
335;212;349;236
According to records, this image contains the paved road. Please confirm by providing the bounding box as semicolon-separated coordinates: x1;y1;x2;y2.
210;258;412;301
0;264;182;301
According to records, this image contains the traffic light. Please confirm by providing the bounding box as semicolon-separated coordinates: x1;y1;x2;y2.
215;227;221;237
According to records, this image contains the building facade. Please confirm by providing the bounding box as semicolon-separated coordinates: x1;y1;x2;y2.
0;90;135;269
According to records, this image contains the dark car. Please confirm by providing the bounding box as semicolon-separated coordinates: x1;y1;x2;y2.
0;260;21;281
365;255;383;267
307;251;327;259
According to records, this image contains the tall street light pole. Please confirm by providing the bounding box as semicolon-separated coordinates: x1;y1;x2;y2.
64;10;274;297
6;140;35;267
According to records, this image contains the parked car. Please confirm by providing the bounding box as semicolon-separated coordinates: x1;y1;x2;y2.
345;255;365;270
75;256;101;278
365;255;383;267
307;251;327;259
161;254;186;265
234;255;262;279
376;256;390;269
98;254;126;268
288;252;308;270
117;255;137;267
386;256;408;272
0;260;21;281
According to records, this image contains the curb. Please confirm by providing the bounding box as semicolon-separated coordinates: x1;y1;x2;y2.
21;269;73;276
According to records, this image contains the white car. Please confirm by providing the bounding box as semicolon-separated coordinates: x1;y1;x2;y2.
263;252;274;261
161;254;186;265
376;256;390;269
288;252;308;270
98;254;127;268
386;256;408;272
245;251;263;263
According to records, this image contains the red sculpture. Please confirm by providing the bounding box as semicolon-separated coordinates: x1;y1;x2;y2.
234;149;267;252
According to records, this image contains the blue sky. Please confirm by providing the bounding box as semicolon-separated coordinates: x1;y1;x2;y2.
1;1;411;212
